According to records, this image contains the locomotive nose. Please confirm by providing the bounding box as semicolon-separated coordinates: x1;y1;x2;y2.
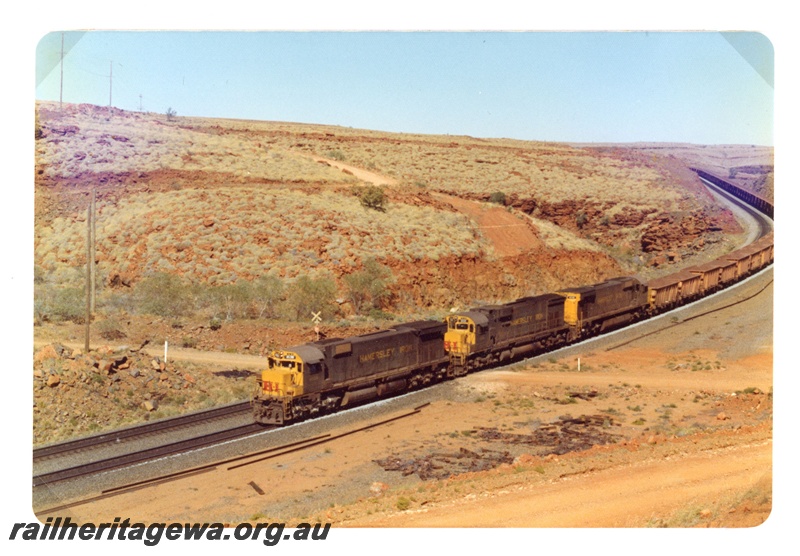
444;331;468;354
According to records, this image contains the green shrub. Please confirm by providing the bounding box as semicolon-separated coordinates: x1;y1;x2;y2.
34;283;86;324
181;336;198;348
208;281;253;321
252;275;284;319
34;265;46;284
97;318;126;340
134;272;194;318
368;308;394;321
281;274;338;321
489;191;507;205
353;185;387;212
343;257;393;315
51;286;86;323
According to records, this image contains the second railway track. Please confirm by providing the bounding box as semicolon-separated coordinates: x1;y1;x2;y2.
33;400;252;463
33;422;271;488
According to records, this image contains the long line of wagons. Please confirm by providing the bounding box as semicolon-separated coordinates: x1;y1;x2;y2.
252;171;775;425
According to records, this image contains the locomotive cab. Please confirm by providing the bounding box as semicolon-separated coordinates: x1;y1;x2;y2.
444;312;487;372
261;350;305;399
445;315;475;360
254;344;325;425
558;291;582;327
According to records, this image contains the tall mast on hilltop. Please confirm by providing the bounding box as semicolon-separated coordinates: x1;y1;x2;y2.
59;33;64;109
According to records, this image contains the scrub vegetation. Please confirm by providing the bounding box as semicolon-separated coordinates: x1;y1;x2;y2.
34;101;761;328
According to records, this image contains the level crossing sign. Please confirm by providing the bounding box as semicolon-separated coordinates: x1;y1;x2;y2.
312;311;322;340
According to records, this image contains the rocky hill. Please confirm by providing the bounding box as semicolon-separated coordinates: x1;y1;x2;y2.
34;102;769;345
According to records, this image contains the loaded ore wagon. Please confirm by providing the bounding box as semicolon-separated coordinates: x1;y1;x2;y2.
688;260;726;294
726;245;759;278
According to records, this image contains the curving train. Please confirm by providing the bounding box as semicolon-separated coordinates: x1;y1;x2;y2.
252;174;774;425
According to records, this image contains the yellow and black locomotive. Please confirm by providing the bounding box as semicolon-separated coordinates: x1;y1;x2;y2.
254;321;448;424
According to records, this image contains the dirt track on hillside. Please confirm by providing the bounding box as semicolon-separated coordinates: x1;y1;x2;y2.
437;194;544;257
33;339;266;369
311;155;544;259
313;156;398;186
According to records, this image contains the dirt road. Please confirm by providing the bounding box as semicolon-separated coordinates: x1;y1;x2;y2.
32;339;265;369
312;156;398;186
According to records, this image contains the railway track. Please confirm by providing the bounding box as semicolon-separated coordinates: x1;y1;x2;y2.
33;400;251;463
35;404;429;515
33;422;270;488
698;175;773;240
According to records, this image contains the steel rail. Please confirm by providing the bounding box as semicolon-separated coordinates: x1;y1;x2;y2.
33;401;251;462
32;422;267;487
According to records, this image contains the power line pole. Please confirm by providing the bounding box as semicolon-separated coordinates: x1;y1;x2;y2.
84;193;92;353
139;94;143;111
59;33;64;109
90;188;97;312
108;61;113;116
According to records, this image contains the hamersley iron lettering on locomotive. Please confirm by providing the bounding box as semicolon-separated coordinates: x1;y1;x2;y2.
359;347;394;363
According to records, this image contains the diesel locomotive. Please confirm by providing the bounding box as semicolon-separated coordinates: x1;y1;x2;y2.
253;320;448;424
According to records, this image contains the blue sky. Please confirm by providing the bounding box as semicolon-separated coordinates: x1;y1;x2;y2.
35;30;774;145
